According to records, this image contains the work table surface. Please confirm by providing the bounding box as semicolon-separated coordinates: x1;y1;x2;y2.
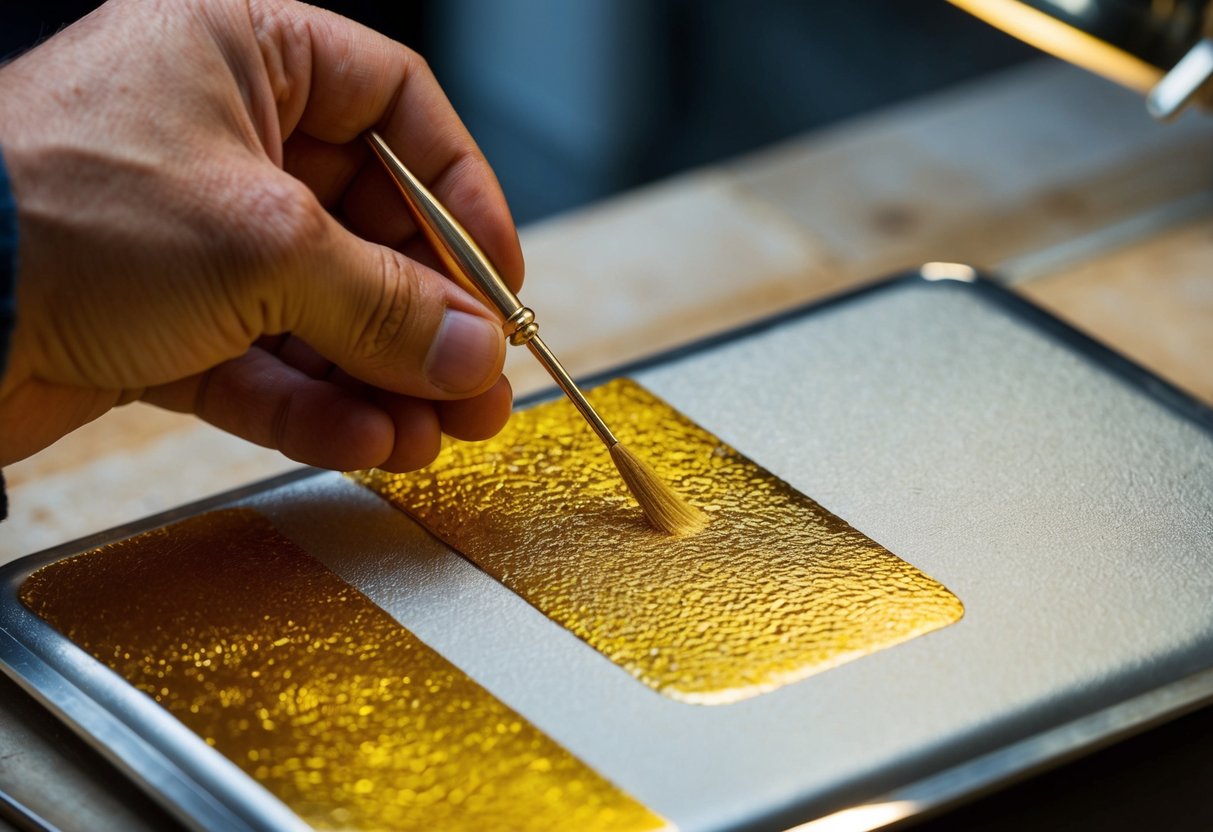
1;58;1212;831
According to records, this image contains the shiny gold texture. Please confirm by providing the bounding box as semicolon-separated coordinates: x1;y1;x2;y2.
20;509;668;832
353;378;965;705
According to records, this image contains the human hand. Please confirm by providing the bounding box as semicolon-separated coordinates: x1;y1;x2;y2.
0;0;524;471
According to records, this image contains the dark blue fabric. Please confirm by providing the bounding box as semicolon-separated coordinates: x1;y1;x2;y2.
0;147;16;522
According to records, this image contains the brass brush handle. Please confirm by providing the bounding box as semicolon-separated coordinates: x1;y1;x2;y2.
364;131;537;346
364;130;617;448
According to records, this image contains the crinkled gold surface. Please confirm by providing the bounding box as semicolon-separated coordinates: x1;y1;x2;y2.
353;378;964;705
20;509;668;832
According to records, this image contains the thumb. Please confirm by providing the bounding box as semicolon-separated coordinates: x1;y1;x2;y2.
288;223;506;400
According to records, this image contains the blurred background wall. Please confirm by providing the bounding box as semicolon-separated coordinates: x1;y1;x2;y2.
2;1;1033;224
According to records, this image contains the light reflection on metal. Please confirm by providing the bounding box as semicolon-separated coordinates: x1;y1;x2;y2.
920;262;979;282
1050;0;1094;15
1148;38;1213;119
783;801;920;832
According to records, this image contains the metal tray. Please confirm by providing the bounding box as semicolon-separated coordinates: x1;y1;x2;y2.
1;266;1211;832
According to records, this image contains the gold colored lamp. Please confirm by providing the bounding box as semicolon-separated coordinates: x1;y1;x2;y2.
950;0;1213;119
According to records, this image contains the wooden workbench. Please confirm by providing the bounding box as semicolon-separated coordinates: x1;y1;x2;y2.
0;58;1211;830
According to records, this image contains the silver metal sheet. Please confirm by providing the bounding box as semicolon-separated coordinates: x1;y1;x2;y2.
1;269;1210;832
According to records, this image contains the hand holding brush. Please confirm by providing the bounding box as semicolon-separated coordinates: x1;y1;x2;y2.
366;132;705;537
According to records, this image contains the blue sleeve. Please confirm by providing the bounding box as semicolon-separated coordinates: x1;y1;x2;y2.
0;148;16;522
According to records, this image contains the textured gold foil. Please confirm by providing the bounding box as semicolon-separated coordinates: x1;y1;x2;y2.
354;378;964;704
20;509;668;832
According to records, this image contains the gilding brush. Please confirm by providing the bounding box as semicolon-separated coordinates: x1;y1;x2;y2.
366;131;705;537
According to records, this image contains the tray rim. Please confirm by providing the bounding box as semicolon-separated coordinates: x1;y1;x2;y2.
2;264;1211;832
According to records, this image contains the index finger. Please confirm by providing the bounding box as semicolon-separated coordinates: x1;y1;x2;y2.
255;2;524;292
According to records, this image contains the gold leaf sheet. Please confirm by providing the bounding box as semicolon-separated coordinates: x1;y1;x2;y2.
353;378;964;704
20;509;667;832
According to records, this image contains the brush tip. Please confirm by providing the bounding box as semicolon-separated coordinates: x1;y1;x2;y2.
609;442;707;537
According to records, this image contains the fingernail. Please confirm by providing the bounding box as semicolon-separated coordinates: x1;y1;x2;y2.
425;310;502;393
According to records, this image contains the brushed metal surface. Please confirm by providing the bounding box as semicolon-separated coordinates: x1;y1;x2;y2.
2;273;1211;831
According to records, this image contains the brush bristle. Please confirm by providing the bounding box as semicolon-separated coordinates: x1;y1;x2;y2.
609;442;707;537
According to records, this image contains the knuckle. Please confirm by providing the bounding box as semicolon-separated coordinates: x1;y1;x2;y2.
212;174;328;336
243;176;328;261
401;47;432;79
350;251;426;364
